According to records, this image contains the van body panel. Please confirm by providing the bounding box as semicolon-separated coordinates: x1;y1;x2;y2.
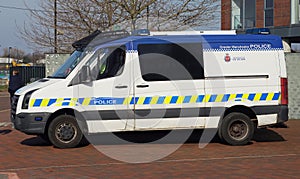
12;33;288;137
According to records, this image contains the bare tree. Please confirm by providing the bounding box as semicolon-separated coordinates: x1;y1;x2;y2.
19;0;219;53
2;47;25;60
107;0;157;30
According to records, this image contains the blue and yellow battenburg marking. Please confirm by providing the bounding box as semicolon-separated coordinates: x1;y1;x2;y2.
30;92;281;108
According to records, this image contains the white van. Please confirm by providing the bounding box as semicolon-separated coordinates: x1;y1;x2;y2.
11;30;288;148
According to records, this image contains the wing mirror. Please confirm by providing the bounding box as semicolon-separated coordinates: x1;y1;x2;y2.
79;65;92;83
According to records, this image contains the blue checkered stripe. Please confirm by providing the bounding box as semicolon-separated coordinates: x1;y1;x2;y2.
203;48;283;52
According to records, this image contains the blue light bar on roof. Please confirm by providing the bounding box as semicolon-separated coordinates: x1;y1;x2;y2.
132;29;150;36
246;28;271;35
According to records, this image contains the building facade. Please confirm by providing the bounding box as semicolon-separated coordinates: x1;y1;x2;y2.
221;0;300;44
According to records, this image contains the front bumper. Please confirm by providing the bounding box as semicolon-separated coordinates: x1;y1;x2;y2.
12;113;51;135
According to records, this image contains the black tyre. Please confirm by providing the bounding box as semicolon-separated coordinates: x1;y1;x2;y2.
218;112;254;146
48;115;83;148
38;134;51;144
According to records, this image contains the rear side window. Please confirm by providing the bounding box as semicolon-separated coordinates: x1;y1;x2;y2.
138;43;204;81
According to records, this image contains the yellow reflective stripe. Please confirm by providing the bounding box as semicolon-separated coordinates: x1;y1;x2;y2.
40;99;50;107
228;94;236;101
55;98;64;106
150;96;159;105
242;93;249;100
254;93;262;101
266;93;274;101
30;93;281;107
137;97;146;105
190;95;198;103
279;94;282;102
204;94;211;103
215;94;224;102
69;98;78;106
82;98;91;106
29;99;35;108
123;97;132;105
164;96;172;104
176;96;185;104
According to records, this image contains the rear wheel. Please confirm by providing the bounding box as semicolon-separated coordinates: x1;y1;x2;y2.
48;115;83;148
219;112;254;146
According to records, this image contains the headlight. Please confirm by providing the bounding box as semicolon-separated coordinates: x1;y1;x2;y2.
22;90;36;109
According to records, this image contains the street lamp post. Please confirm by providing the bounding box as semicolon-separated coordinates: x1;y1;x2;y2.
8;47;12;78
16;49;19;63
147;6;149;29
8;47;12;64
54;0;58;53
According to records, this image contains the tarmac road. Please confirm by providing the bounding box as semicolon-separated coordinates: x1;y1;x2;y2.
0;92;299;178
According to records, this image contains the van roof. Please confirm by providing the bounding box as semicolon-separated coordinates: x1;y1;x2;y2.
93;34;283;51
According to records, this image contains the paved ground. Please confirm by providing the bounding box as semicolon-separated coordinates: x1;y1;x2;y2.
0;92;9;111
0;93;10;126
0;94;299;178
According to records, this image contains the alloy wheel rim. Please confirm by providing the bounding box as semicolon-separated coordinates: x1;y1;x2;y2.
55;123;77;143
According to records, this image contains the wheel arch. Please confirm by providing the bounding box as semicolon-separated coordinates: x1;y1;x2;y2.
44;108;86;135
222;105;258;127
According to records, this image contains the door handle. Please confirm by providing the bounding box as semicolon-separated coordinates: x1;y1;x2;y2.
136;85;149;88
115;85;128;89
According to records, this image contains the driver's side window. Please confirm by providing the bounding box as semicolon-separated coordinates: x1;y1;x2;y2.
88;46;126;81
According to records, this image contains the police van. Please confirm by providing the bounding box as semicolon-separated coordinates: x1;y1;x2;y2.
11;29;288;148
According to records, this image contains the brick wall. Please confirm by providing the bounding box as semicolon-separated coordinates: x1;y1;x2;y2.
255;0;291;27
274;0;291;26
286;53;300;119
221;0;232;30
256;0;265;27
221;0;291;29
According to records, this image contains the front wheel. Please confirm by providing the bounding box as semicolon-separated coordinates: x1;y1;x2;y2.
48;115;83;148
38;134;51;144
218;112;254;146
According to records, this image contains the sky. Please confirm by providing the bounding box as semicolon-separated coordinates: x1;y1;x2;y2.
0;0;39;54
0;0;221;55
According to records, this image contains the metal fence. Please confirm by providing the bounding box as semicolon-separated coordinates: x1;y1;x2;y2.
10;66;46;85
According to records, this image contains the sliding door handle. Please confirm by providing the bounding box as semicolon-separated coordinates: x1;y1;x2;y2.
115;85;128;89
136;85;149;88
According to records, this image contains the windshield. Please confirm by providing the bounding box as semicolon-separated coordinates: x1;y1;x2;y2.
49;51;87;79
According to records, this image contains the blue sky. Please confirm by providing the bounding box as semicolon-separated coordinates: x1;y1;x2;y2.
0;1;221;55
0;0;39;54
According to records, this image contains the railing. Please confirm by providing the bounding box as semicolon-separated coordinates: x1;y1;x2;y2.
10;66;46;85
